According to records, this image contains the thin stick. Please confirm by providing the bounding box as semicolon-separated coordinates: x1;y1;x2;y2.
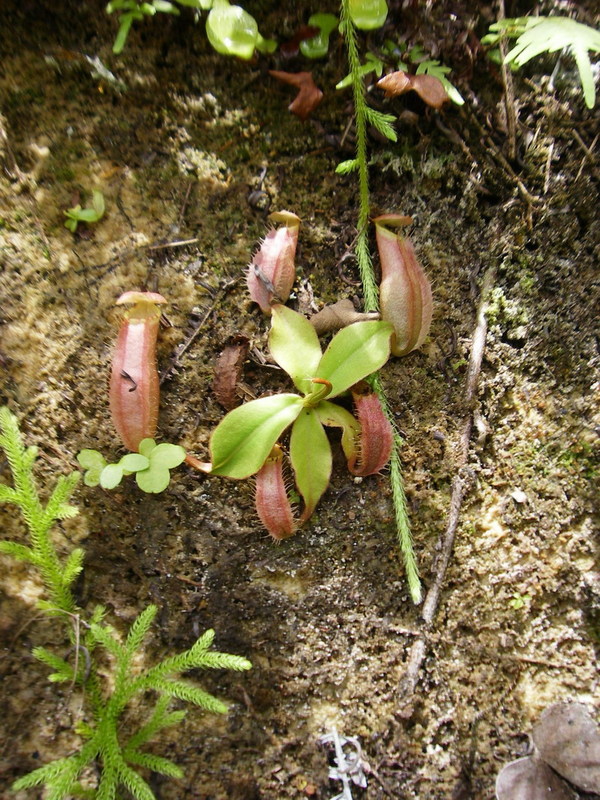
397;265;496;713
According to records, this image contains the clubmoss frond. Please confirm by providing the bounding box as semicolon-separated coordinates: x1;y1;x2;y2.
3;407;251;798
339;8;422;602
32;646;75;683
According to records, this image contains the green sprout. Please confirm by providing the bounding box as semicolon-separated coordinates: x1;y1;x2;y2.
210;305;392;522
300;13;338;59
77;439;186;494
508;591;531;610
483;16;600;109
107;0;276;58
64;190;105;233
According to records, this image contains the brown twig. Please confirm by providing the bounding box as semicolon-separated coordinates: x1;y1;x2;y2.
497;0;518;162
396;266;496;717
159;278;239;384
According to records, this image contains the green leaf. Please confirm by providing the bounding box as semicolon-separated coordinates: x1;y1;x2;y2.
149;443;186;470
91;190;106;218
135;462;171;493
290;409;332;520
496;16;600;109
119;453;150;473
315;400;361;462
255;33;277;54
152;0;179;13
316;320;392;397
206;0;259;60
210;394;304;479
299;13;338;59
113;14;135;53
269;305;322;394
138;438;156;458
348;0;388;30
100;463;124;490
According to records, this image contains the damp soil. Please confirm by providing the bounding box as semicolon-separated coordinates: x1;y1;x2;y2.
0;2;599;799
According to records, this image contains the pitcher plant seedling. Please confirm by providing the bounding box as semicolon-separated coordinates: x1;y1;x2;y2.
78;439;186;494
209;304;394;538
64;189;105;233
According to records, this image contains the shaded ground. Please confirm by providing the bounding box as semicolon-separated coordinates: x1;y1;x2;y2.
0;1;598;798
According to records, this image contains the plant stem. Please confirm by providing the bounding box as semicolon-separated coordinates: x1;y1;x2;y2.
340;0;421;603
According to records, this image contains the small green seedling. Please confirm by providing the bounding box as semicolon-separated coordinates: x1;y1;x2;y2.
509;591;531;610
64;190;105;233
107;0;276;58
483;16;600;108
78;439;185;494
300;13;338;59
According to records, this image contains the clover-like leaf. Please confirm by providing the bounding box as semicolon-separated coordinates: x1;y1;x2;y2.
135;461;171;494
77;449;107;487
149;443;186;470
316;320;393;397
119;453;150;474
100;463;124;490
138;438;157;458
269;305;322;394
210;394;304;479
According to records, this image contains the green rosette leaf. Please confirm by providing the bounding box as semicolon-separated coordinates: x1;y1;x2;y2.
316;320;393;397
290;409;332;521
210;394;304;479
269;305;322;394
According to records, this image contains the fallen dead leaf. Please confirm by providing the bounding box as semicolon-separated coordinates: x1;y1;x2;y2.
269;70;324;121
377;70;449;109
212;334;250;410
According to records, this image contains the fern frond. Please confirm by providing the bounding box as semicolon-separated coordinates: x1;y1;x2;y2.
90;621;124;659
32;646;75;682
142;676;229;713
145;628;251;678
115;760;156;800
61;548;85;589
365;108;398;141
0;483;18;504
124;604;157;657
124;696;186;751
12;755;76;789
488;16;600;108
0;539;39;563
125;750;184;778
43;472;80;525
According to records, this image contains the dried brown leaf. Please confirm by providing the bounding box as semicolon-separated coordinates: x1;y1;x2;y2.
377;70;449;109
532;702;600;794
495;756;575;800
212;335;250;410
309;298;379;335
269;70;324;121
